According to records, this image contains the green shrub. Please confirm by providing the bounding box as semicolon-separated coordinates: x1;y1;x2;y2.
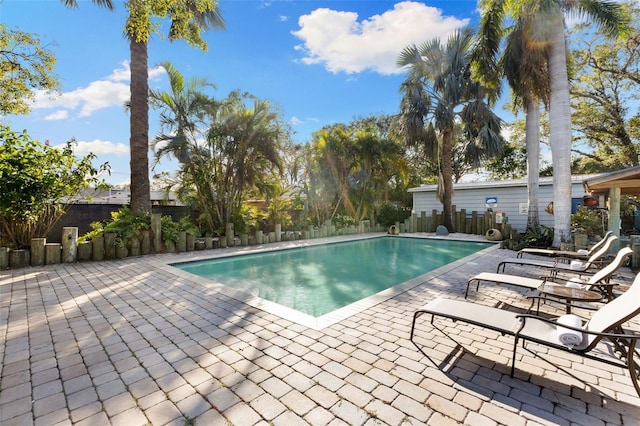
377;201;410;227
160;215;179;245
178;216;199;236
333;214;356;228
522;225;554;248
102;206;150;247
0;126;108;248
571;206;606;237
78;221;105;243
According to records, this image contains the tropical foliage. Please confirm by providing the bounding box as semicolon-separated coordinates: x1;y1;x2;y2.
305;118;409;227
397;27;505;231
0;126;108;248
475;0;627;246
476;0;552;233
150;64;286;236
61;0;225;215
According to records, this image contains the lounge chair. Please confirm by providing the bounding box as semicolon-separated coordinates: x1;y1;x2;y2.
467;246;633;300
517;230;614;259
410;272;640;397
497;235;618;277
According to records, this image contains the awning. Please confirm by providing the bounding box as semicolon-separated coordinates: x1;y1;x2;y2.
583;165;640;197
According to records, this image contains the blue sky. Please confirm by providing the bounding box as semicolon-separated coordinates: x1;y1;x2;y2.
4;1;487;185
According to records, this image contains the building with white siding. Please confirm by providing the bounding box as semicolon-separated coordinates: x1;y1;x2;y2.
408;175;600;233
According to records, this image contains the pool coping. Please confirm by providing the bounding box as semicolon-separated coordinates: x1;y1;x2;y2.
155;233;500;330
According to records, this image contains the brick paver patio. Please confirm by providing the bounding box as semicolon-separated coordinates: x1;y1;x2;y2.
1;233;639;425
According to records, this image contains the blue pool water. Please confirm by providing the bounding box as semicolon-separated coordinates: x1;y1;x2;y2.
173;237;491;317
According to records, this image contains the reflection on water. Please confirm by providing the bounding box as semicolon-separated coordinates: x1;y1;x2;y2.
174;237;490;317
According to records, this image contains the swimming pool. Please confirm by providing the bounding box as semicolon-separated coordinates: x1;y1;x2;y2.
172;236;493;324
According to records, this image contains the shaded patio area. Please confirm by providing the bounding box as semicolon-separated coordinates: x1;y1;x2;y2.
1;234;639;425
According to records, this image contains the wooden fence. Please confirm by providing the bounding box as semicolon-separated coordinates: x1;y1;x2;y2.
404;208;516;239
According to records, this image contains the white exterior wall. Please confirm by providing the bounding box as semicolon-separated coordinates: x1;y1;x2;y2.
410;176;596;233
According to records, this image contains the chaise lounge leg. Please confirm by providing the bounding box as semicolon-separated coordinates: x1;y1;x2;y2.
464;279;478;299
510;337;519;377
626;337;640;398
409;311;423;343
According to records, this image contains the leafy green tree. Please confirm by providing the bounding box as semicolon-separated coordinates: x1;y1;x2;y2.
0;24;59;115
397;27;504;231
62;0;225;215
570;2;640;172
0;126;108;248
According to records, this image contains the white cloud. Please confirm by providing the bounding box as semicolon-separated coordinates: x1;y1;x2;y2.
149;64;167;81
292;1;469;75
280;15;288;22
108;61;131;82
59;139;129;156
44;110;68;121
30;61;166;117
290;116;303;125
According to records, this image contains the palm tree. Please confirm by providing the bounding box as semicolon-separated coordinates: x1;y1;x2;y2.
61;0;112;8
204;91;285;228
154;88;284;234
546;1;626;246
397;27;504;231
126;0;224;215
149;61;218;230
350;131;408;222
481;0;625;246
62;0;225;215
476;1;551;233
311;125;358;221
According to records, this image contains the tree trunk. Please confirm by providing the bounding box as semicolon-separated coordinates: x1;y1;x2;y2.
548;20;573;247
526;98;540;231
441;128;455;232
129;38;151;214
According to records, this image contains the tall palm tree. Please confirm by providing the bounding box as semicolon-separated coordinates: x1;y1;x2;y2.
397;28;504;231
62;0;225;215
545;0;626;246
126;0;224;215
476;1;551;233
479;0;626;246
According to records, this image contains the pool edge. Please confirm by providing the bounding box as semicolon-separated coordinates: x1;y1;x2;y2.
156;233;500;330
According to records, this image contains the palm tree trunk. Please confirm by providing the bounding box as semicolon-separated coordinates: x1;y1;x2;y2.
441;128;455;231
129;38;151;214
526;98;541;231
548;20;573;247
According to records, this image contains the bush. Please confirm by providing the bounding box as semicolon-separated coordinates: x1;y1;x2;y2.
521;225;554;248
332;214;356;228
178;216;199;236
79;207;150;248
103;207;150;247
377;201;411;228
0;126;109;248
160;215;180;245
572;206;606;237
